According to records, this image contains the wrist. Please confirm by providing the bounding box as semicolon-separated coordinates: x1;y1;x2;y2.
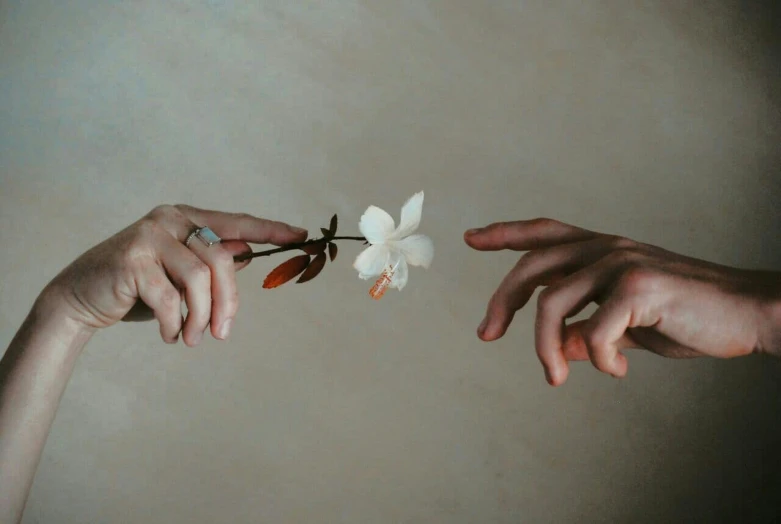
30;285;96;356
757;281;781;358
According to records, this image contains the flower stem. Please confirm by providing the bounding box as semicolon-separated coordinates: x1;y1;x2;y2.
233;236;366;262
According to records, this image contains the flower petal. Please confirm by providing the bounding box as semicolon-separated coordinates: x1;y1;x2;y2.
395;234;434;268
390;256;409;290
359;206;395;244
353;244;390;279
392;191;424;239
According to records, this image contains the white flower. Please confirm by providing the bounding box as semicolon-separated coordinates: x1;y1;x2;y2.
353;191;434;298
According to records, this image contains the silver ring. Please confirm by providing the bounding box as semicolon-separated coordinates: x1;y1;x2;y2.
185;226;221;247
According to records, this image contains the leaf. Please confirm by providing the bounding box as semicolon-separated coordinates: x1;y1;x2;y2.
320;227;331;238
301;242;326;255
328;214;338;235
328;242;338;262
263;255;310;289
297;252;327;284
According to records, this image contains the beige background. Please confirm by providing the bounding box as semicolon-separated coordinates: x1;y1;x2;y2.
2;1;781;522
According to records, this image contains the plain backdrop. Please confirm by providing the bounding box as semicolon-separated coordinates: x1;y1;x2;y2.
1;1;780;522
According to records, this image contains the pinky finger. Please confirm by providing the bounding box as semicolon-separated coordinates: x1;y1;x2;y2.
137;264;184;343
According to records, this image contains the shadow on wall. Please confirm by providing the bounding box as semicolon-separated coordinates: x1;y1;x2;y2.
742;0;781;95
673;358;781;523
624;2;781;522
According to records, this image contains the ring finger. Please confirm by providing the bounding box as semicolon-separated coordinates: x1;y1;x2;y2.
156;233;213;347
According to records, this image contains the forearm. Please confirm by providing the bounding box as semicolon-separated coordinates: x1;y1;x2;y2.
759;299;781;357
0;290;93;523
754;271;781;358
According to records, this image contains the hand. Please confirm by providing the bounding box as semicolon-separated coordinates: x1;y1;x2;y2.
44;204;307;346
464;219;781;386
0;204;306;522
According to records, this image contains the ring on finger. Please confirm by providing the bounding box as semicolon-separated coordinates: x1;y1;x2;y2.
185;226;222;248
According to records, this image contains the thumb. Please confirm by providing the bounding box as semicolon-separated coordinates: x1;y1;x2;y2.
221;240;253;271
562;320;638;362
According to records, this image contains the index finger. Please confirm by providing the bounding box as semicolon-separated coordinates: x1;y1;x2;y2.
175;205;308;246
464;218;597;252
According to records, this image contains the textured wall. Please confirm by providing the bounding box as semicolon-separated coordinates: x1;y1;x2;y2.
1;1;780;522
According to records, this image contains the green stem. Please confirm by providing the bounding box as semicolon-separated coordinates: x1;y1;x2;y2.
233;236;366;262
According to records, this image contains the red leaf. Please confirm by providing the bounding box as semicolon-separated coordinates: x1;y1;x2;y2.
297;252;327;283
301;242;326;255
328;242;338;262
263;255;310;289
328;214;338;235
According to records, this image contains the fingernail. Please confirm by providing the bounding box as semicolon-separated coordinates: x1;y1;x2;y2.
612;354;627;377
292;227;307;234
466;228;481;236
219;318;233;340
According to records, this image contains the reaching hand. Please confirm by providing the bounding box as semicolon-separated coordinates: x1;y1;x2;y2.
465;219;781;386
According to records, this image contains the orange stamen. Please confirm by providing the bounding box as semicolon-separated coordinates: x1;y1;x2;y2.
369;266;394;300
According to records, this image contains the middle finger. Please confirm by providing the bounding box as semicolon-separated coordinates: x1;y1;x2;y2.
480;236;638;341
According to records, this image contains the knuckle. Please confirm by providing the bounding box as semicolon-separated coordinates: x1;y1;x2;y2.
187;260;211;282
147;204;177;221
482;221;507;237
123;221;159;260
614;265;659;297
536;286;560;315
494;223;515;243
224;212;255;238
605;247;644;267
160;288;181;310
172;203;193;214
509;251;544;286
491;219;520;232
517;249;542;268
134;218;160;238
582;326;608;354
581;328;614;372
609;235;638;251
529;217;558;228
231;211;252;222
213;249;235;268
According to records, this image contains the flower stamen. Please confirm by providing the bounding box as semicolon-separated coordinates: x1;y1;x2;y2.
369;262;398;300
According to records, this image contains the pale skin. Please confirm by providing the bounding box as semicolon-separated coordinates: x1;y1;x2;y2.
0;204;308;523
1;211;780;522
